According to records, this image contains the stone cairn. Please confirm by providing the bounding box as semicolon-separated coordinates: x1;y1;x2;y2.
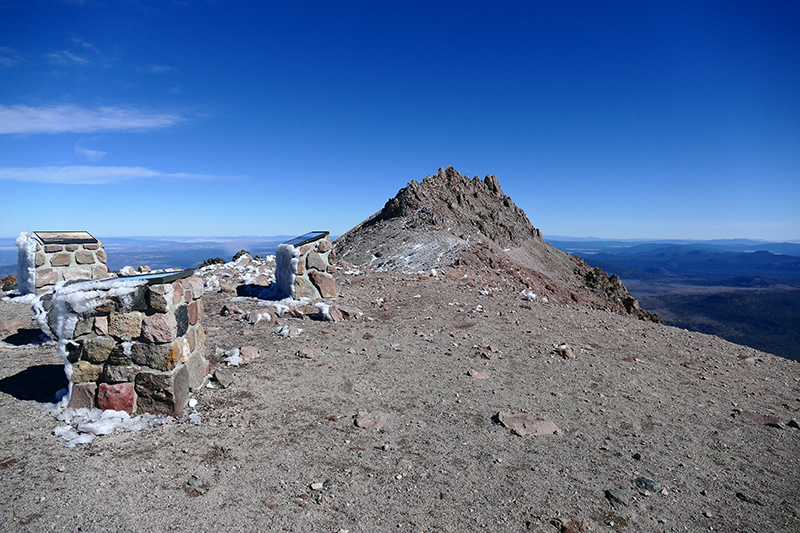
34;270;208;416
16;231;109;295
277;231;337;300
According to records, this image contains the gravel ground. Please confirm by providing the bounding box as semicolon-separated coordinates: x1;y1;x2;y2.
0;261;798;533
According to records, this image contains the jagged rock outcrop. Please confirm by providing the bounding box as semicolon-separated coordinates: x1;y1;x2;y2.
335;166;660;322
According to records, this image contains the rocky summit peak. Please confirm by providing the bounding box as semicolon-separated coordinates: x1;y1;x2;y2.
335;167;660;322
374;166;541;247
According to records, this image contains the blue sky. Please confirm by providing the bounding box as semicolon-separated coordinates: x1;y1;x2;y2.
1;0;798;240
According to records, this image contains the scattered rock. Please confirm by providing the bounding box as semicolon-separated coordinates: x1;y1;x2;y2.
0;275;16;291
298;348;322;360
735;492;764;506
220;304;244;317
356;411;389;430
239;346;260;362
604;489;628;508
276;325;302;338
468;369;489;379
555;343;576;360
214;369;234;389
633;476;661;493
734;409;783;428
788;418;799;429
496;411;559;436
551;518;590;533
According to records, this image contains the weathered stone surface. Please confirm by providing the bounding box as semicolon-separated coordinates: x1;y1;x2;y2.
337;306;364;320
183;277;205;300
71;361;103;383
50;253;72;267
175;305;189;337
93;315;108;336
103;364;139;383
35;268;58;288
93;265;109;278
44;245;63;253
75;250;95;264
131;340;181;371
195;324;205;349
188;300;203;325
141;312;177;343
97;383;136;414
317;237;331;253
135;366;189;416
35;252;46;267
147;284;174;312
185;351;209;391
62;266;93;281
81;336;116;363
296;258;305;276
68;382;97;409
555;344;576;360
179;338;191;365
468;369;489;379
213;368;234;389
65;244;79;252
306;252;327;272
73;317;94;338
186;327;196;351
356;411;389;430
240;346;259;362
84;243;99;250
96;249;107;263
108;311;143;339
327;305;343;322
310;271;337;298
107;344;132;366
497;411;559;436
172;281;185;305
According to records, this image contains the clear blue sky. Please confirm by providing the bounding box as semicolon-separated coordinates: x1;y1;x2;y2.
1;1;798;240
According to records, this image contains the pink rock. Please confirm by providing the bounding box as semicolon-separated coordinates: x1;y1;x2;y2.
141;313;177;343
309;271;337;298
188;300;204;325
183;277;205;300
356;411;389;430
497;411;559;436
44;245;63;253
94;315;109;336
172;281;185;305
75;250;95;264
50;252;72;267
97;383;136;414
240;346;259;362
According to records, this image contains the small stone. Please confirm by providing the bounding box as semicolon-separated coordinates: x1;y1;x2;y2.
468;369;489;379
81;336;116;364
220;304;244;317
240;346;259;362
555;343;576;360
185;351;210;391
310;482;324;490
298;348;322;360
497;411;559;436
214;369;234;389
75;250;95;264
337;306;364;320
356;411;389;430
634;476;661;493
604;489;628;508
735;410;783;428
632;452;642;460
309;271;337;298
93;316;108;336
788;418;800;429
147;285;174;312
96;249;107;263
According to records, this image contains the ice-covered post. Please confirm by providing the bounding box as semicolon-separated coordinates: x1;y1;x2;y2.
276;231;337;299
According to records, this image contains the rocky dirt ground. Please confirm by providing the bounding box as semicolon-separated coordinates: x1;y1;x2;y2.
0;259;799;532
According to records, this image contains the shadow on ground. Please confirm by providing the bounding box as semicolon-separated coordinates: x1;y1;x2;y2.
0;364;67;403
2;328;50;346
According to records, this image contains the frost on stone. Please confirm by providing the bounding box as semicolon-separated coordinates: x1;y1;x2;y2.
47;406;175;447
15;232;37;295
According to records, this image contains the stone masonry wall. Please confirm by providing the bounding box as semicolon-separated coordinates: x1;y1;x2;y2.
292;234;337;299
35;272;208;417
18;233;109;295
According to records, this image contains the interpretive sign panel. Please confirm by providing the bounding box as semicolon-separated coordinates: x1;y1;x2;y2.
34;231;99;245
283;231;330;247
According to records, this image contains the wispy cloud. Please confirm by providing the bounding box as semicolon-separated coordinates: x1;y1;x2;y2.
0;104;185;134
0;47;24;67
47;50;90;65
147;63;176;73
0;166;239;185
74;139;107;161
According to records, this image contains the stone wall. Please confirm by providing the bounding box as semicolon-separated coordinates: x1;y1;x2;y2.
17;232;109;295
34;271;208;417
277;232;337;300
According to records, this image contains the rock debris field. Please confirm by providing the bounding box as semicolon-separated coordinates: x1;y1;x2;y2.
0;255;799;533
